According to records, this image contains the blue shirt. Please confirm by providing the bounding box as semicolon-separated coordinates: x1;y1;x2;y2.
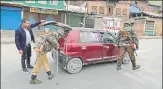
24;28;31;45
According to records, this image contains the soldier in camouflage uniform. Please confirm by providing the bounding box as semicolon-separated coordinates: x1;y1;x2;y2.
29;28;64;84
116;20;140;70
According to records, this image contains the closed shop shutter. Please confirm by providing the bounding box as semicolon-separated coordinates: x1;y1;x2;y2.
67;13;84;27
23;12;39;30
1;6;21;30
144;21;155;36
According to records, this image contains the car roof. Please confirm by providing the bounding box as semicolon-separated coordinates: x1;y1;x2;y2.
72;27;108;32
72;27;120;34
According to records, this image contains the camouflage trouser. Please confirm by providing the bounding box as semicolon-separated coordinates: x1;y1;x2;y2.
32;48;50;75
117;46;136;67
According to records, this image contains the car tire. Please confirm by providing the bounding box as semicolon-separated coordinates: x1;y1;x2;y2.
51;49;57;61
122;52;130;64
51;53;57;61
66;58;83;74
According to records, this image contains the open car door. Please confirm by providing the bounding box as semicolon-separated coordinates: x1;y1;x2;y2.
41;21;72;31
41;21;72;49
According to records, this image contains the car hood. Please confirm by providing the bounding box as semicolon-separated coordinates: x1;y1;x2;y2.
42;21;72;30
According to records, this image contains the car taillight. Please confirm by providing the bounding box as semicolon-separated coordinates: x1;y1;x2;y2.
63;41;67;54
64;46;66;54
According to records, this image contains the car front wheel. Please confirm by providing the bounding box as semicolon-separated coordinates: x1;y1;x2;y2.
66;58;83;74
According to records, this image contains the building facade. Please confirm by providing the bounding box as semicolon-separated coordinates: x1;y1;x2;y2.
1;0;64;30
87;1;107;16
86;1;130;29
22;0;64;30
132;1;162;36
113;1;131;29
65;0;87;27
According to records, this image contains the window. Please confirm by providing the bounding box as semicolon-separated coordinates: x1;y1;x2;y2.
38;0;46;4
116;8;121;16
122;9;127;16
26;0;35;3
107;6;113;15
92;6;97;13
50;0;58;5
80;31;100;43
99;6;105;14
101;32;115;43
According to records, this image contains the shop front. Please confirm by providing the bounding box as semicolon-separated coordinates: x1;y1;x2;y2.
1;5;21;30
67;12;85;27
22;6;62;30
66;5;86;27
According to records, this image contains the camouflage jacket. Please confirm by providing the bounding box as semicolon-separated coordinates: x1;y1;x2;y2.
116;27;139;47
34;31;59;54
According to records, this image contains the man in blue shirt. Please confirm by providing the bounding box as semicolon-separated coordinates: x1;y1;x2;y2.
15;19;46;72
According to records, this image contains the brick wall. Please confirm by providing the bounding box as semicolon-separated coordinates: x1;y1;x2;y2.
136;1;148;12
154;18;162;36
114;3;130;20
133;19;146;36
131;17;162;36
87;1;107;15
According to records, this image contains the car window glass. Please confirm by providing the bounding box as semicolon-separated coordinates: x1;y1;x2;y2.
80;31;99;42
101;32;116;43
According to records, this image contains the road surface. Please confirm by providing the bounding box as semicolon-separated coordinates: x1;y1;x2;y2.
1;39;162;89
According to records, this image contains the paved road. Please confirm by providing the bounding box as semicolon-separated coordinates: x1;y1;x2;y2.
1;39;162;89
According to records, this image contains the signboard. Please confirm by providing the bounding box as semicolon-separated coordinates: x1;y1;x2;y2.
30;8;58;15
94;17;103;29
67;5;86;13
103;17;121;30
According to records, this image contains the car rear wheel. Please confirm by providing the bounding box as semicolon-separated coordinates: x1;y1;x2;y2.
66;58;83;74
52;53;55;60
122;52;130;64
51;49;57;61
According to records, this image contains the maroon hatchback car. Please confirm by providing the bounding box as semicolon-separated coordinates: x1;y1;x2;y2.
55;27;130;74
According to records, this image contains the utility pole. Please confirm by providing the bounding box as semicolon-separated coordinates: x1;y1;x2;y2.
84;0;88;27
64;0;67;24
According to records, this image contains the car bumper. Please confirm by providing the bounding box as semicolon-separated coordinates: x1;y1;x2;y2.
58;52;72;70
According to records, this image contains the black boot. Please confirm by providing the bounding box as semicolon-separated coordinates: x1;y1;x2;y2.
21;58;28;72
47;71;54;80
117;59;122;70
117;65;122;70
131;60;140;70
29;75;42;84
27;57;33;68
116;63;122;70
22;68;28;72
133;65;140;70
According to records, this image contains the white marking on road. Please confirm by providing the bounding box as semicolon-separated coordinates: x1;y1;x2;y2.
123;72;147;85
133;72;162;86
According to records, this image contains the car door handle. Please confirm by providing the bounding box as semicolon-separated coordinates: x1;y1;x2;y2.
81;46;86;50
103;46;109;49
